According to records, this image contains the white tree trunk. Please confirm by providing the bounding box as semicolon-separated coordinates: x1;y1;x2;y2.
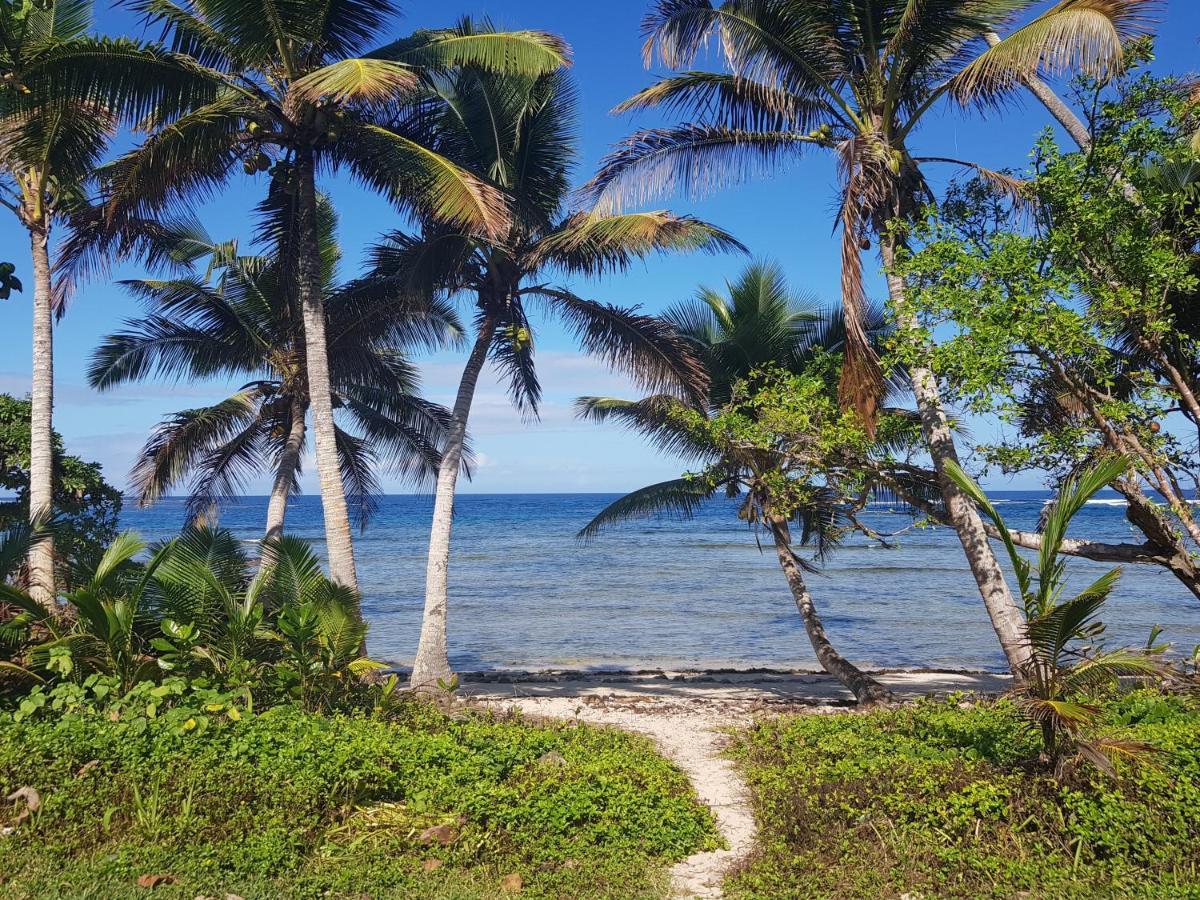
294;152;358;595
263;392;307;545
27;219;54;610
882;239;1033;677
410;317;497;691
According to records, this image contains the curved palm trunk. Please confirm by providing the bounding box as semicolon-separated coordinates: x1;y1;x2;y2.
27;218;55;610
769;515;893;705
263;391;307;545
410;316;498;691
882;239;1032;678
294;151;358;595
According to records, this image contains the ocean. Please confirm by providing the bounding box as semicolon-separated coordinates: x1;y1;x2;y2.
120;492;1200;673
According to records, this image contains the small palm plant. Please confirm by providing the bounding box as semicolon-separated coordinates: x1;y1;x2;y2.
945;456;1163;772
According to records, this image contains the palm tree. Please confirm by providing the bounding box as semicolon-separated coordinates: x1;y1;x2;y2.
368;51;744;688
577;262;923;704
67;2;570;593
0;0;115;609
88;191;461;543
583;0;1154;678
945;456;1162;772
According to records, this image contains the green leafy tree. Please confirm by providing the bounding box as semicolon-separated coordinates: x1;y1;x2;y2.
581;366;935;705
0;393;121;582
585;0;1155;678
367;48;743;689
72;1;570;593
89;193;462;542
578;263;931;704
945;456;1162;772
894;73;1200;603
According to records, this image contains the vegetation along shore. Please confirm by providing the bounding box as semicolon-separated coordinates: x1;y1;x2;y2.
3;0;1200;897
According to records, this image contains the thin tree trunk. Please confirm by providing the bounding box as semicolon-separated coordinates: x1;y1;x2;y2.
294;151;358;594
263;391;307;545
27;218;54;610
410;316;497;691
882;239;1033;678
769;515;893;705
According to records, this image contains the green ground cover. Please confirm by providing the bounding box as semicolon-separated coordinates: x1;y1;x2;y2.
726;691;1200;899
0;696;718;899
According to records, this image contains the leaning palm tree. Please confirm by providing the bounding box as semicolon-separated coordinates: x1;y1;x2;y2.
369;49;743;688
584;0;1156;677
62;2;569;593
89;192;461;542
578;262;920;703
0;0;116;609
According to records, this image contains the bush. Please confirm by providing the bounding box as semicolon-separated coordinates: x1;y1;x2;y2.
727;693;1200;899
0;701;719;899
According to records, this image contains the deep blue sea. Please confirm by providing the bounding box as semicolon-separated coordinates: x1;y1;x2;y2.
118;492;1200;673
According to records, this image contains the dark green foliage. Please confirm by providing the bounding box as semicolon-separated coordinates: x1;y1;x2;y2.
0;701;718;899
1;527;374;710
0;393;121;580
727;695;1200;899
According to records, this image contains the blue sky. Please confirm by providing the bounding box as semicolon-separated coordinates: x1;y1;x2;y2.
1;1;1198;496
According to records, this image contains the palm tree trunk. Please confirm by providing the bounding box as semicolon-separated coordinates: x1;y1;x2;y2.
27;218;55;611
768;515;893;705
882;238;1032;678
294;150;358;594
263;391;307;544
410;315;498;691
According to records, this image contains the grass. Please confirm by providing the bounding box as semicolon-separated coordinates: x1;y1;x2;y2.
725;690;1200;899
0;701;720;899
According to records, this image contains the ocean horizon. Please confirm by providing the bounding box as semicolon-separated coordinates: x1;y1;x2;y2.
111;491;1200;674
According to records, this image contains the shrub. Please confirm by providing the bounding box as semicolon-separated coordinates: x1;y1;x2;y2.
0;701;719;899
726;694;1200;899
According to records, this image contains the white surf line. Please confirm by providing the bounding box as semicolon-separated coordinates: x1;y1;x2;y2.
470;694;758;899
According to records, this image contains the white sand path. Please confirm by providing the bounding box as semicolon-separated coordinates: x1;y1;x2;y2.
464;670;1007;898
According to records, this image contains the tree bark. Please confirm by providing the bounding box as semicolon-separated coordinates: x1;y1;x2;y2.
410;316;497;691
769;515;894;705
27;218;55;610
294;150;358;595
263;391;307;545
882;239;1033;678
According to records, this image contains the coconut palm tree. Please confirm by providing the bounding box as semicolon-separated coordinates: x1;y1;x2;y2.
367;50;744;688
583;0;1155;678
88;191;462;542
577;262;923;704
62;2;570;593
0;0;118;610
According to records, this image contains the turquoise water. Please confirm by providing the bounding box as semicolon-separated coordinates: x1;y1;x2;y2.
119;493;1200;673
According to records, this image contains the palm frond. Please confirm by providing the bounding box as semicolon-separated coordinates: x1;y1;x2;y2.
950;0;1159;104
533;287;710;407
531;210;745;276
574;395;714;460
373;21;570;76
334;121;509;238
582;125;810;214
289;58;419;105
577;476;718;540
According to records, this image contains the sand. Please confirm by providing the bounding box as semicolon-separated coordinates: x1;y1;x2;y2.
463;670;1008;898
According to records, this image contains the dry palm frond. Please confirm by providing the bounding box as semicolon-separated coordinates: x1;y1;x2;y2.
950;0;1160;103
289;59;420;105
